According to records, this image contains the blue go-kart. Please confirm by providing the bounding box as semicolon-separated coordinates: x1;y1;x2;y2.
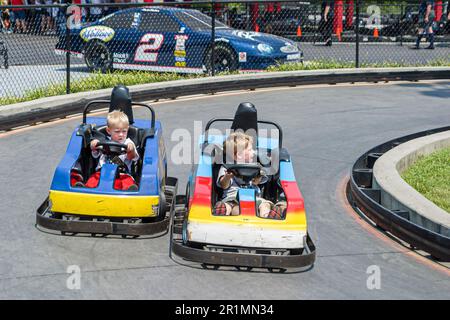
36;85;177;238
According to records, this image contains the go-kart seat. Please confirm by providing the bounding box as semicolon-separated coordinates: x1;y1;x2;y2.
91;84;146;179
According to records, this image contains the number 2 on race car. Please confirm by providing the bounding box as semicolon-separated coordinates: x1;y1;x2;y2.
134;33;164;63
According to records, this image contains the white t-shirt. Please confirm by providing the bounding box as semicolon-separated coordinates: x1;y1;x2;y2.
92;138;139;173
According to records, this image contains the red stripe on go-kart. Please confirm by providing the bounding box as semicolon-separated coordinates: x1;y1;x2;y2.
191;176;212;208
239;200;256;216
281;180;305;212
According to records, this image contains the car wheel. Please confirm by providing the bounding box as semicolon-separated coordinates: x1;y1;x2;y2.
204;43;238;74
84;40;112;73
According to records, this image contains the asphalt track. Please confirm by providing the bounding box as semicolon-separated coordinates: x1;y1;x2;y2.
0;80;449;299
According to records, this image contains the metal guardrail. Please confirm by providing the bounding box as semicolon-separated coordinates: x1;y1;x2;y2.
1;68;449;131
348;125;450;262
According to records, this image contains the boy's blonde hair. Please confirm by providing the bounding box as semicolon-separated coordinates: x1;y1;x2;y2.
224;132;253;160
107;110;129;128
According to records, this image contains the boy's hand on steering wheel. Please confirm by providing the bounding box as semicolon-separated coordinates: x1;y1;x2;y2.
90;139;99;151
126;142;135;153
126;141;137;160
225;170;234;178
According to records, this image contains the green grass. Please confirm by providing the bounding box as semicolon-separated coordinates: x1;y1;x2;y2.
401;147;450;213
267;58;450;72
0;70;195;106
1;58;449;106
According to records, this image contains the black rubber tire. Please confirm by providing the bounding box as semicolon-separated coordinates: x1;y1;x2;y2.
268;268;287;273
185;182;191;211
204;43;238;74
201;263;220;270
84;40;112;73
155;191;167;222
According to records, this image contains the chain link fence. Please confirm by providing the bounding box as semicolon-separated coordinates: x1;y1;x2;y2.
0;0;449;104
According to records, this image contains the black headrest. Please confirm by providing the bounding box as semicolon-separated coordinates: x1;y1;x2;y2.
231;102;258;133
110;84;134;125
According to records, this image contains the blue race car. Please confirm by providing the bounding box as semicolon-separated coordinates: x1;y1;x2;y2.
55;6;303;73
36;85;177;238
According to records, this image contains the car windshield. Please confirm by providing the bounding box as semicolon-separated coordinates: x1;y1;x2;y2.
174;11;229;31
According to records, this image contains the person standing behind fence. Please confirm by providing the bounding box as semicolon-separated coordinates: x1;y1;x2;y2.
319;0;334;46
29;0;42;34
1;0;13;33
89;0;103;22
10;0;28;33
40;0;55;34
71;0;87;23
446;1;450;33
415;0;435;49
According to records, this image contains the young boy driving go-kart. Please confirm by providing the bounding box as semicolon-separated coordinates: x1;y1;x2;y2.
213;132;286;219
71;110;139;191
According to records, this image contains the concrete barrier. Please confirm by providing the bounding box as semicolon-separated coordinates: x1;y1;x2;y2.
1;66;449;131
373;131;450;237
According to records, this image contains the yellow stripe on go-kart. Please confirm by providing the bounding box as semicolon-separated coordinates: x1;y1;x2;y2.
188;204;308;232
49;190;159;218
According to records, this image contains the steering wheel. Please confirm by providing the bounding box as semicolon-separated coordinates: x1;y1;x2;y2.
96;141;128;157
223;163;263;185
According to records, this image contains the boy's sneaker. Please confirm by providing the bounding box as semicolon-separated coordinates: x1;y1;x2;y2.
425;45;435;49
127;184;139;191
213;201;227;216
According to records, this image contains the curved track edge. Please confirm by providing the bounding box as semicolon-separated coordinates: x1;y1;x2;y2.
347;126;450;262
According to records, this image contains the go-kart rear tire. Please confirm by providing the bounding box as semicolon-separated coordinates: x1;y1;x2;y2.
149;191;167;222
201;263;220;270
84;40;112;73
268;268;286;273
235;266;253;272
185;182;191;211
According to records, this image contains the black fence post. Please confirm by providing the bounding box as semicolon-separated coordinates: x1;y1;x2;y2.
313;4;318;44
355;0;360;68
65;5;71;94
400;3;404;46
210;0;216;77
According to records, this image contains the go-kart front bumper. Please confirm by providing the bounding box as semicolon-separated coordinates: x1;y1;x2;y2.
170;196;316;270
36;177;178;237
171;235;316;270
